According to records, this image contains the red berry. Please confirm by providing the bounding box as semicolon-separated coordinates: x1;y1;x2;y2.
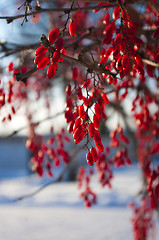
113;7;120;20
73;118;82;133
7;62;14;72
47;64;56;79
90;147;98;162
73;126;83;139
37;57;50;70
86;152;94;166
114;33;122;45
52;50;60;62
102;93;109;104
95;141;104;152
88;122;96;137
94;130;101;143
79;105;85;118
56;38;63;50
48;28;60;43
35;46;48;56
94;103;103;118
69;21;76;37
93;114;100;129
34;53;45;64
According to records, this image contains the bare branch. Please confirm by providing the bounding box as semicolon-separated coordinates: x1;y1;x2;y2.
142;59;159;68
5;110;65;139
0;3;120;23
0;42;40;57
14;66;37;83
14;145;85;201
14;164;68;201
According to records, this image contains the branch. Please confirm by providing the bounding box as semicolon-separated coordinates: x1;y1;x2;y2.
5;110;65;138
0;42;40;58
14;164;68;201
0;30;92;58
14;66;37;83
14;144;85;201
14;52;116;83
0;3;120;23
61;53;116;77
142;59;159;68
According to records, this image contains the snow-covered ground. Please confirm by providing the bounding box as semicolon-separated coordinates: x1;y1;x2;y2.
0;165;158;240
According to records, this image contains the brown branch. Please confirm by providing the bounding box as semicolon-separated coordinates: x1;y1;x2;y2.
0;42;40;58
0;3;120;23
0;30;92;58
14;66;37;83
62;53;116;77
14;52;116;83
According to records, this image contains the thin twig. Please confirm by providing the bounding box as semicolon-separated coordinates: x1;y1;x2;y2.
14;144;85;201
5;110;65;138
142;59;159;68
14;66;37;83
0;3;120;23
0;42;40;58
14;164;68;201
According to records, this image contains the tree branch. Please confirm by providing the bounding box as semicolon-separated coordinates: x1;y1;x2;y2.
14;66;37;83
14;52;116;83
14;164;68;201
0;3;120;23
5;110;65;139
142;59;159;68
14;144;85;201
0;42;40;57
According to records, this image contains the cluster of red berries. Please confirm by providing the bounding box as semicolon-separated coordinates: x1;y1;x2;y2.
130;197;154;240
34;28;65;79
26;127;70;177
78;167;96;207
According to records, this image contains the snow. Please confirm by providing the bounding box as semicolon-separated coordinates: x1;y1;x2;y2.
0;207;133;240
0;165;158;240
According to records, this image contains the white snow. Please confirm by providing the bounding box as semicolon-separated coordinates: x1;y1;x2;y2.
0;165;158;240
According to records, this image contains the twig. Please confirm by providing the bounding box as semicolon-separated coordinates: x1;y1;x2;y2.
142;59;159;68
5;110;65;138
0;42;40;58
14;66;37;83
14;164;68;201
0;3;120;23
